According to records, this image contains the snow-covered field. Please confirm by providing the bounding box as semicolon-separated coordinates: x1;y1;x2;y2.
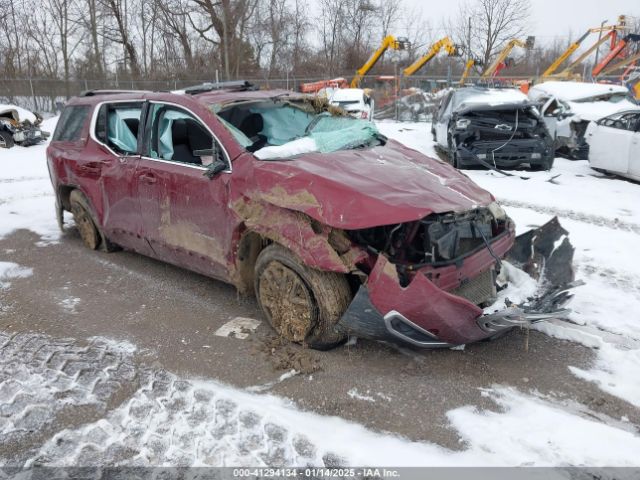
1;117;640;467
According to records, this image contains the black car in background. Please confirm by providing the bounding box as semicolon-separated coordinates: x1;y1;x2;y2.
432;87;555;170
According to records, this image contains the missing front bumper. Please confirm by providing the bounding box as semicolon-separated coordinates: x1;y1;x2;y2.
336;284;573;349
336;217;578;349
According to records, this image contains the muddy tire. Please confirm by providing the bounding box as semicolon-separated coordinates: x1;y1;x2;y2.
69;190;101;250
0;131;15;149
254;244;351;350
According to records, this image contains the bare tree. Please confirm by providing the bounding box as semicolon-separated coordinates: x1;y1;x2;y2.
319;0;346;75
448;0;530;68
100;0;142;76
45;0;84;97
188;0;259;80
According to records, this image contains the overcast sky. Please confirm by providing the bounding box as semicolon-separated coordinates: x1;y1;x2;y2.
399;0;638;43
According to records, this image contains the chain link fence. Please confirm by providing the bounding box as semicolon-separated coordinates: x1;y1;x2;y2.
1;74;623;121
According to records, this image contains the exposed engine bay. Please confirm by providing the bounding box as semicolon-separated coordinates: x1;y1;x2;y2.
451;104;554;168
349;207;507;270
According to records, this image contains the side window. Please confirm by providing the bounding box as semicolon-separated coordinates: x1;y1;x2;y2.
94;102;143;155
146;104;218;166
52;105;90;142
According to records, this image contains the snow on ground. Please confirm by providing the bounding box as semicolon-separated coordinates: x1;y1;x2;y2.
1;117;640;466
3;331;640;468
0;117;61;244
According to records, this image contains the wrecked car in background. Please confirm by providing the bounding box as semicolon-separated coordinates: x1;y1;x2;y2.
328;88;375;120
432;87;555;170
528;81;640;159
586;110;640;182
47;82;575;350
0;104;49;148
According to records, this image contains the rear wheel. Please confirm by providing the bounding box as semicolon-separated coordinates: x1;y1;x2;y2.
69;190;100;250
254;244;351;350
0;131;15;149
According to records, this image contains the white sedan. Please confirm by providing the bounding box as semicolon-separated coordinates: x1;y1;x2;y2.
586;110;640;181
329;88;375;121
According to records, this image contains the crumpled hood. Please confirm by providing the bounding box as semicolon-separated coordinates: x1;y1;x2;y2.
568;99;640;122
250;140;495;229
0;104;38;124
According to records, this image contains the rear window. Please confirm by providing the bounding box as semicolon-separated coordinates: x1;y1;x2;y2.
94;102;143;155
52;105;90;142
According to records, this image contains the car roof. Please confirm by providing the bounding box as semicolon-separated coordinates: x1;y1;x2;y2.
66;87;301;108
451;87;529;110
529;81;630;102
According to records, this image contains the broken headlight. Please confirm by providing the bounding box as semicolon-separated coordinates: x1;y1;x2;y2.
487;201;507;221
455;118;471;130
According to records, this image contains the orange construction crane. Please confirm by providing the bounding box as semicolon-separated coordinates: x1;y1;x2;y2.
299;78;348;94
593;34;640;77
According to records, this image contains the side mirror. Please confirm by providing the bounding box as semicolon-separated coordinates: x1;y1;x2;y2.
195;141;229;179
204;159;227;178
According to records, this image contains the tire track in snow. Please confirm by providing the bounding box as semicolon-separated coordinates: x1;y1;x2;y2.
499;199;640;234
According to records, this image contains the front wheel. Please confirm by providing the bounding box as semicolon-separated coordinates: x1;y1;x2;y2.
254;244;352;350
69;190;101;250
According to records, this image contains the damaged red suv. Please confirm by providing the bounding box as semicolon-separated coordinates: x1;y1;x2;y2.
47;81;574;349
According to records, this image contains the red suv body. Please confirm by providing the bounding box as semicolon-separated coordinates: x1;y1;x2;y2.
47;84;541;349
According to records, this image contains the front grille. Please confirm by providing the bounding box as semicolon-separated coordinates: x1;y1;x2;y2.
452;269;496;306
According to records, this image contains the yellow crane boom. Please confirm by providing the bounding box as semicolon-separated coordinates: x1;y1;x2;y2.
351;35;410;88
481;38;532;78
459;58;477;86
402;37;460;77
542;30;591;78
551;31;616;79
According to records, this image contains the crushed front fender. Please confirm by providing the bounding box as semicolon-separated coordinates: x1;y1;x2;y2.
336;218;578;349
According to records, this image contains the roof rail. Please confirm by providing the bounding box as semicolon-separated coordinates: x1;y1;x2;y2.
80;89;148;97
184;80;258;95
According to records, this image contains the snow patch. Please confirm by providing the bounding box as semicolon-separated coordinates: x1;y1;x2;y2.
214;317;261;339
0;261;33;289
347;388;376;403
448;386;640;467
484;262;538;313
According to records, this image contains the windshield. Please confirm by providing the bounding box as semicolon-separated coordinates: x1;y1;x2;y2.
214;99;382;160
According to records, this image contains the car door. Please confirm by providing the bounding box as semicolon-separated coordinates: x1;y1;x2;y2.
628;114;640;179
587;113;633;174
435;92;454;147
91;100;153;255
540;96;558;138
136;101;233;281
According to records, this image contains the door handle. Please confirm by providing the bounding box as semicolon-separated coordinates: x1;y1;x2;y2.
139;172;157;184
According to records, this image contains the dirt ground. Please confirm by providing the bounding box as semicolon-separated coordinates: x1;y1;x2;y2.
2;226;638;460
